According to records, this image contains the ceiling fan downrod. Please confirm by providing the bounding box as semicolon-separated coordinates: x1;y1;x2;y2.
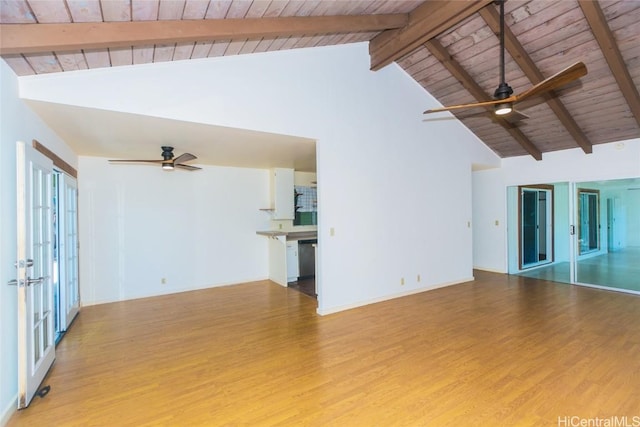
494;0;513;115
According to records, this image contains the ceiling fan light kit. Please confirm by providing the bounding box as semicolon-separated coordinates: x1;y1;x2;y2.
493;81;514;115
494;103;513;116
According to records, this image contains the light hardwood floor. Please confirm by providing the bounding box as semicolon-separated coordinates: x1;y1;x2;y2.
8;271;640;426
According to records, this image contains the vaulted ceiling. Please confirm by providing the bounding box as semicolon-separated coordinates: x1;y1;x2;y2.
1;0;639;160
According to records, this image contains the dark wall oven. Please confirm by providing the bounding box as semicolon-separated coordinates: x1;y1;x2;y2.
298;239;316;279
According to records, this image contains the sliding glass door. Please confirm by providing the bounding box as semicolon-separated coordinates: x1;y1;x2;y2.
574;179;640;292
508;179;639;292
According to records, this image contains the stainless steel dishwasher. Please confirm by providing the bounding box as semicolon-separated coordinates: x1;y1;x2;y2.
297;239;317;279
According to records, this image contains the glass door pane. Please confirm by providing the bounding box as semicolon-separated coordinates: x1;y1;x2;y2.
578;190;600;255
575;179;640;293
538;191;548;262
521;189;538;266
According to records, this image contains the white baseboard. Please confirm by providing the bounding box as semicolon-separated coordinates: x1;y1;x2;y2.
317;277;474;316
81;276;271;307
473;266;507;274
1;395;17;427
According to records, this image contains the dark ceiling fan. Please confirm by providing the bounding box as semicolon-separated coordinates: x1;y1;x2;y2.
423;0;587;118
108;146;201;171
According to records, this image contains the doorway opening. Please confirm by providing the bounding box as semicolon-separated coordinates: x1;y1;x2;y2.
578;188;600;255
507;182;569;284
519;185;554;270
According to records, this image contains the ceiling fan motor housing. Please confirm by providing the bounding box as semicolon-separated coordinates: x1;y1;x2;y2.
494;82;513;100
161;146;175;160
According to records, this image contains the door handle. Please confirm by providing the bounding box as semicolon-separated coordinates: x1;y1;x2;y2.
8;277;44;287
26;277;44;286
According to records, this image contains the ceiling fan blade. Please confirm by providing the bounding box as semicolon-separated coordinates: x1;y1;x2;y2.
423;96;518;114
515;61;587;103
455;108;530;123
175;163;202;171
109;159;165;163
173;153;197;164
424;62;586;116
505;109;530;123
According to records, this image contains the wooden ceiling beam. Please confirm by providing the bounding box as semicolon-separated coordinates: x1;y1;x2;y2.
578;0;640;128
425;39;542;160
0;14;408;55
369;0;493;71
479;5;593;154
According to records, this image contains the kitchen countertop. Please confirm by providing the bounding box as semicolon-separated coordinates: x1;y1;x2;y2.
256;230;317;240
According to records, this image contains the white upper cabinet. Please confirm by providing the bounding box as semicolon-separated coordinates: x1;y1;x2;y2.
271;168;294;220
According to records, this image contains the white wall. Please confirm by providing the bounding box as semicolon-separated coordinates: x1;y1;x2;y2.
472;168;506;272
501;140;640;185
473;139;640;272
20;43;498;314
0;60;77;426
79;157;271;305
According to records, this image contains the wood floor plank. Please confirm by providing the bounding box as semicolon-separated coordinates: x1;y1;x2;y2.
7;272;640;426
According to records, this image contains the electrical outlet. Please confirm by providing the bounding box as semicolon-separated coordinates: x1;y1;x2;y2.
400;277;405;286
417;274;421;282
279;223;283;229
330;227;335;236
161;278;167;284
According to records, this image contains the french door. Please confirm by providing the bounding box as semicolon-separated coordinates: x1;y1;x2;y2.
57;173;80;331
15;142;56;408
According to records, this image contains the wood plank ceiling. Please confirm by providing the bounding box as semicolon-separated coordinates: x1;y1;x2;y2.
1;0;639;160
